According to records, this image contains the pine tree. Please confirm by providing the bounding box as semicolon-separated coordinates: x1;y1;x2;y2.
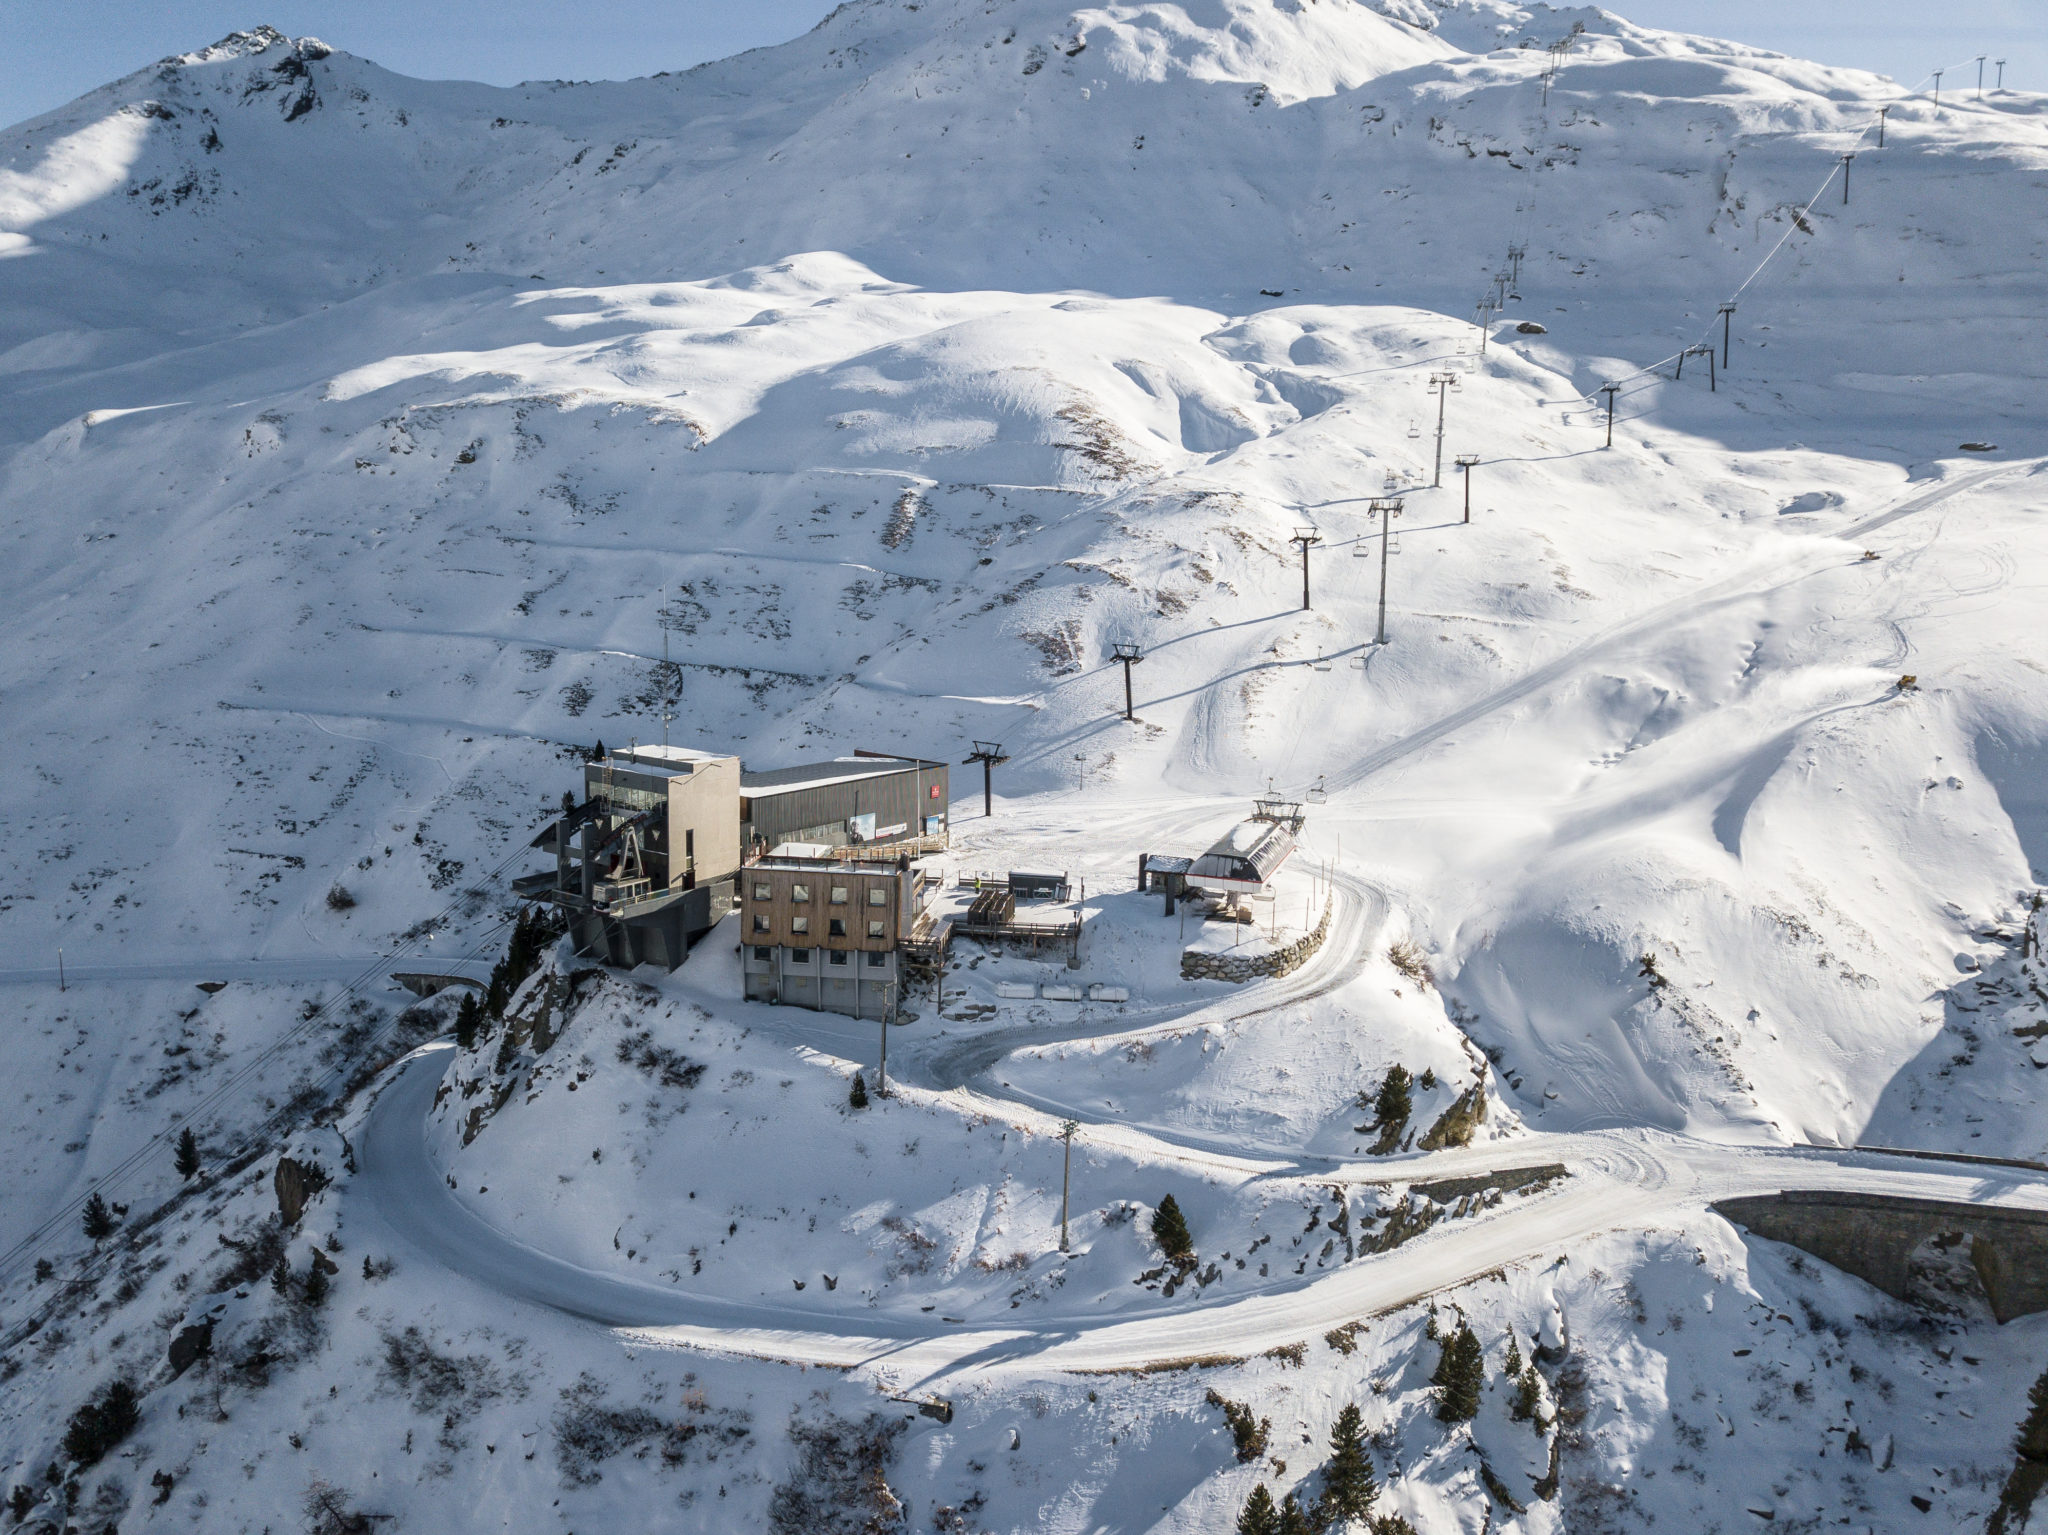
1278;1491;1315;1535
1433;1321;1484;1423
561;790;576;816
1236;1484;1280;1535
302;1260;329;1308
80;1192;115;1242
849;1072;869;1109
271;1253;292;1296
591;739;606;763
174;1127;200;1179
1511;1366;1546;1429
1504;1333;1523;1377
1151;1193;1193;1262
455;991;482;1052
1374;1066;1412;1130
1319;1403;1378;1524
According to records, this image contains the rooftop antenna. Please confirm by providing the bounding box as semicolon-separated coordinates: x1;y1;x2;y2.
1877;105;1889;147
1290;527;1323;611
1454;453;1481;522
1110;641;1146;722
1368;498;1404;645
1599;382;1619;448
660;627;674;750
1717;302;1736;368
1429;371;1460;486
963;741;1009;817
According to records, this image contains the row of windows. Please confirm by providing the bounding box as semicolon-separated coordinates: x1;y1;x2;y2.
751;882;889;907
751;915;886;938
753;946;888;968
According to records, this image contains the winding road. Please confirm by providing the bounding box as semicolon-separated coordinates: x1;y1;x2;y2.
348;461;2046;1390
358;1042;2048;1390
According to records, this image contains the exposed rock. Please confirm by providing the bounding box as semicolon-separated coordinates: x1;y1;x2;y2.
168;1318;213;1376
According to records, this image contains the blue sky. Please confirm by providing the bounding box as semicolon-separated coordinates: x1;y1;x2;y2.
0;1;2038;130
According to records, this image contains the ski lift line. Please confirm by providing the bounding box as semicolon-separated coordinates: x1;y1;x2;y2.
0;833;541;1288
1571;57;1991;406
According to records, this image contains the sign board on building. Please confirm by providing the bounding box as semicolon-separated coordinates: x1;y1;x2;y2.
875;822;908;839
846;812;876;842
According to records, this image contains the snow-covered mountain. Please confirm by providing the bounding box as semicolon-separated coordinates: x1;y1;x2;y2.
2;3;2045;1531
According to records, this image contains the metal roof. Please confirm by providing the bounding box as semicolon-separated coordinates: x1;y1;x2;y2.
740;756;935;795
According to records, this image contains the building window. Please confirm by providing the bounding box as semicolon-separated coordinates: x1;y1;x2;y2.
829;950;849;967
867;887;887;906
752;946;772;963
752;883;771;902
830;886;849;905
868;920;886;939
791;884;810;903
828;918;846;938
790;948;811;964
864;950;887;968
752;914;770;934
791;916;809;935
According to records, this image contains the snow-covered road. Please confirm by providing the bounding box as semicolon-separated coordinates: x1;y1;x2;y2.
357;1042;2048;1389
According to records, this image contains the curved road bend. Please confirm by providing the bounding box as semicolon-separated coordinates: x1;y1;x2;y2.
358;1045;2048;1390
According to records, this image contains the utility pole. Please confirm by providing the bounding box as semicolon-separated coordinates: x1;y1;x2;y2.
1428;372;1459;487
963;741;1008;817
1877;105;1889;147
57;948;64;993
1059;1118;1078;1252
1368;498;1403;644
1454;454;1480;522
876;998;889;1097
1599;382;1619;447
1840;152;1855;205
1718;302;1736;369
1111;642;1145;722
1290;527;1322;611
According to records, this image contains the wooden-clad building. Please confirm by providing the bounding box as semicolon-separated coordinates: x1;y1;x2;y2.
740;858;927;1018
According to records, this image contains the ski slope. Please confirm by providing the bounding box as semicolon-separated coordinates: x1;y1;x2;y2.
2;2;2046;1530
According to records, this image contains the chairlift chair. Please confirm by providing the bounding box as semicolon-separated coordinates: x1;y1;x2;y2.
1311;653;1333;672
1309;775;1328;804
1406;421;1422;439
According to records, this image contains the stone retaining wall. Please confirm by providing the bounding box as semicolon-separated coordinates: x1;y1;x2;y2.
1181;903;1331;983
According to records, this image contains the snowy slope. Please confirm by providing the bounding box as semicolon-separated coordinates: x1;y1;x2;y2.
2;2;2046;1531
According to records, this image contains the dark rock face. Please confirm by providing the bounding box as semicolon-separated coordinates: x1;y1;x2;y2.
274;1156;314;1225
168;1318;213;1376
1515;321;1547;334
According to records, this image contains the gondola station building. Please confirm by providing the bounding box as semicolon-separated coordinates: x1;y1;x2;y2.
518;744;946;974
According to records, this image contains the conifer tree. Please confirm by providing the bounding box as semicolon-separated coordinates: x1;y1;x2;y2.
849;1072;869;1109
1504;1333;1523;1377
1236;1484;1279;1535
455;990;482;1051
174;1127;200;1180
1511;1366;1546;1429
80;1192;115;1242
1432;1321;1484;1423
302;1260;329;1308
1151;1193;1193;1262
1374;1066;1412;1130
1319;1403;1378;1524
271;1253;292;1295
1278;1491;1315;1535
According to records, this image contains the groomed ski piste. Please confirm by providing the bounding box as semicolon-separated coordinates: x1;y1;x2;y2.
1;1;2046;1530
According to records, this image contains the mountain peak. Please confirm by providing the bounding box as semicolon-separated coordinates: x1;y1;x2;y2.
167;25;331;70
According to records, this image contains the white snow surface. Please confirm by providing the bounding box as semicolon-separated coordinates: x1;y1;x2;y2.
2;3;2047;1531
